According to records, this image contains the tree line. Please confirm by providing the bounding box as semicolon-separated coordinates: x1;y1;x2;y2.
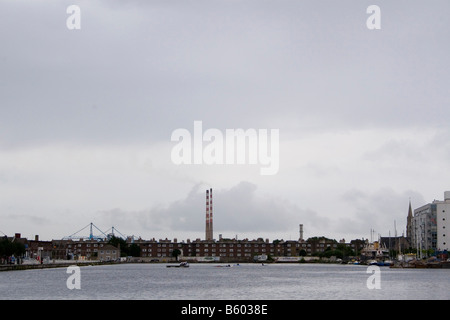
0;237;26;262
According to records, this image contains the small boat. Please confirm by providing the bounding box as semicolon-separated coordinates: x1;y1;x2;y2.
379;260;393;266
167;262;189;268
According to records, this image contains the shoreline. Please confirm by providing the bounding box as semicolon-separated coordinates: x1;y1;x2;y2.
0;260;344;272
3;259;449;272
0;260;120;272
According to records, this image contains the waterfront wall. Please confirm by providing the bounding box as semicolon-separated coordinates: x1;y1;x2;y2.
0;260;119;272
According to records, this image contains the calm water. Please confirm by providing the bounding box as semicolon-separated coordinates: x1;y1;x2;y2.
0;263;448;300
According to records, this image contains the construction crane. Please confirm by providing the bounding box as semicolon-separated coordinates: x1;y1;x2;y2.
104;226;127;240
63;222;108;241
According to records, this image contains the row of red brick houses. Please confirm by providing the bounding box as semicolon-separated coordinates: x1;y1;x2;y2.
130;237;364;262
6;233;120;262
6;233;370;263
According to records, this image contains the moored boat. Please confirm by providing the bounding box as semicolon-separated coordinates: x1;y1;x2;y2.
167;261;189;268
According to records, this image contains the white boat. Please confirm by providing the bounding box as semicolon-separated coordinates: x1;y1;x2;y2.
361;238;391;266
167;261;189;268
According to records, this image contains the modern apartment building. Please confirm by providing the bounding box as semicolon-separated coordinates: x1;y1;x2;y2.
409;191;450;255
435;192;450;251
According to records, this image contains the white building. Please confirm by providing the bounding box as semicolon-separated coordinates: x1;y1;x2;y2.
411;191;450;256
435;191;450;251
412;203;437;255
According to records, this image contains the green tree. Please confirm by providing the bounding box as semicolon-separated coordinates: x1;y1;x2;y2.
13;242;25;257
108;236;127;257
172;249;181;261
0;237;25;262
128;243;141;257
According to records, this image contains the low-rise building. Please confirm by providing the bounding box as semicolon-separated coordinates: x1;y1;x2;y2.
98;244;120;261
126;236;366;262
26;235;53;262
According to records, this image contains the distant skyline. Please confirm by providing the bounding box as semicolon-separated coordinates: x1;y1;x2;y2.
1;1;450;242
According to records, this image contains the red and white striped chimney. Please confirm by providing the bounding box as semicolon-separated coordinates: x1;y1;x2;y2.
205;188;213;241
209;188;213;241
205;189;210;241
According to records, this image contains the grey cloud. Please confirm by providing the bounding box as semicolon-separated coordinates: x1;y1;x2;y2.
1;0;450;241
4;214;50;226
341;188;426;236
362;137;429;164
97;181;326;237
2;1;450;148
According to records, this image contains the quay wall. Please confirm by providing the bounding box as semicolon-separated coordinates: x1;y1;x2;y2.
0;261;118;272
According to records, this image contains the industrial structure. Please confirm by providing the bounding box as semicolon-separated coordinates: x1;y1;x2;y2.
205;188;213;241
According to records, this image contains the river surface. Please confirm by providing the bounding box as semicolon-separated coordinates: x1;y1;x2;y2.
0;263;448;300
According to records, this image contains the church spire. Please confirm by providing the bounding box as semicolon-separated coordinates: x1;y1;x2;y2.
407;198;413;218
406;198;413;246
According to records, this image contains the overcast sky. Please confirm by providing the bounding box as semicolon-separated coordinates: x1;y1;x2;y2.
1;0;449;242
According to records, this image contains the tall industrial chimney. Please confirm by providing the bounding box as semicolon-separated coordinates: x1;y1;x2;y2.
206;189;210;240
205;188;214;241
299;224;304;241
209;188;213;241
